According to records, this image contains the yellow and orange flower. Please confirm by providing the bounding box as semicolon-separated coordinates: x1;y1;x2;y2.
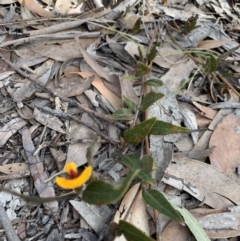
56;162;93;189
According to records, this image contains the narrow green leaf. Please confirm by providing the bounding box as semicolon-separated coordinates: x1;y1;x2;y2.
107;108;134;121
150;120;191;135
121;154;155;184
138;46;144;63
132;17;141;34
119;220;155;241
136;61;150;77
183;15;200;34
204;55;218;73
82;170;139;205
147;42;160;63
123;74;137;81
140;92;164;111
124;96;138;113
177;208;210;241
142;189;183;222
145;79;164;87
123;117;157;145
141;155;155;172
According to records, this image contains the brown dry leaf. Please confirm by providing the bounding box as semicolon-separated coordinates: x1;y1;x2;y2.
21;128;58;213
50;148;66;171
76;37;122;99
33;108;66;134
195;113;211;128
192;207;240;239
161;220;190;241
16;105;34;120
66;112;97;167
15;39;97;64
92;77;122;110
198;39;232;49
163;158;240;209
160;59;196;92
70;200;112;234
0;117;27;146
47;73;94;98
18;0;54;17
0;163;29;175
113;183;149;241
192;101;218;120
54;0;76;15
10;82;39;103
120;75;139;105
76;39;113;82
33;41;83;62
209;113;240;173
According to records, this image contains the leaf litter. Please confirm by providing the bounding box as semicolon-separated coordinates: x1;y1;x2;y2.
1;0;240;240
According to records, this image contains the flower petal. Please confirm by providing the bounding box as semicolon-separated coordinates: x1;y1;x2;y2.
65;162;78;174
56;166;93;189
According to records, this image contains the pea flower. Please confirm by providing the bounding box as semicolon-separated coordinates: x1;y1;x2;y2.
56;162;93;189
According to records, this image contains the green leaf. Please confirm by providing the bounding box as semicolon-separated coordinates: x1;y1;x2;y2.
145;79;164;87
147;42;160;63
132;17;141;34
141;155;155;172
123;117;157;145
183;15;200;34
82;170;139;205
142;189;183;222
177;208;210;241
150;120;191;135
124;96;138;113
123;75;137;81
204;55;218;73
107;108;134;121
121;154;155;184
119;220;155;241
136;61;150;77
140;92;164;111
138;46;144;63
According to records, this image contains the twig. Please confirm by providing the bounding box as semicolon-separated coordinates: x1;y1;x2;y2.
0;205;21;241
209;102;240;109
0;32;100;48
0;54;127;131
0;184;76;204
35;106;120;145
28;19;92;36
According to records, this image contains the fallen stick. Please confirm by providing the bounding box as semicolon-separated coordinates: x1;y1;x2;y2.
0;205;21;241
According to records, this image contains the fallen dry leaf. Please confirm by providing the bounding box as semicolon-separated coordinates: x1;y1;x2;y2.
161;220;190;241
21;128;58;213
92;77;122;110
198;39;232;49
209;113;240;174
114;183;149;241
163;158;240;209
33;108;66;134
0;163;29;175
192;207;240;239
0;117;27;146
192;101;218;120
18;0;54;17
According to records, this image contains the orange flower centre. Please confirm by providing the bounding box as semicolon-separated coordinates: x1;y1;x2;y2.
69;169;79;179
56;162;93;190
